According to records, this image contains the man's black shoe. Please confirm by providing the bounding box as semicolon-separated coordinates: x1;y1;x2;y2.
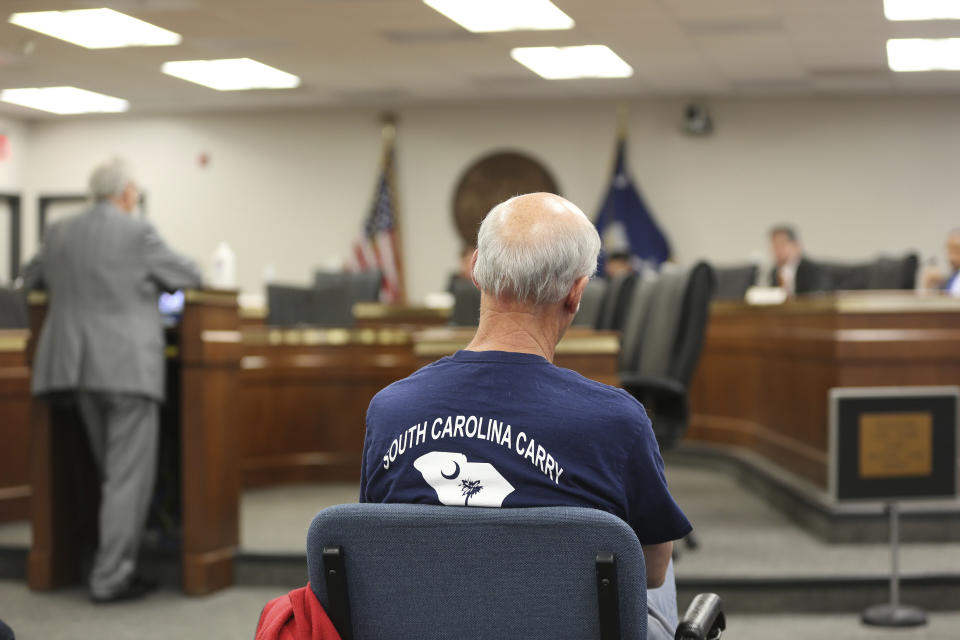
92;576;158;604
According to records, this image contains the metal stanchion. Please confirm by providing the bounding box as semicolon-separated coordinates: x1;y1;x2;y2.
861;502;927;627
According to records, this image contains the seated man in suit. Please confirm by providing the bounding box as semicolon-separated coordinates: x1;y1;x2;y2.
360;192;691;640
769;225;822;295
923;229;960;296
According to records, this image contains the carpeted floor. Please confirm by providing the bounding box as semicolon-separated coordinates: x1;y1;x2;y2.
2;464;959;637
1;580;958;639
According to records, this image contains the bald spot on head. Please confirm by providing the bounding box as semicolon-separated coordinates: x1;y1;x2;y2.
493;192;593;247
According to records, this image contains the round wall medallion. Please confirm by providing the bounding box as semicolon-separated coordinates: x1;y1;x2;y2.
452;151;560;248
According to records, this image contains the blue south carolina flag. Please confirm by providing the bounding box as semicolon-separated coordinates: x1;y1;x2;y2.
594;138;670;270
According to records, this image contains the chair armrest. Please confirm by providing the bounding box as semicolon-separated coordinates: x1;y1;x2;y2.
619;375;686;398
675;593;725;640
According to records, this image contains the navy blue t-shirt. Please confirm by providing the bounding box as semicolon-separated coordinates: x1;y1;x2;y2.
360;350;692;545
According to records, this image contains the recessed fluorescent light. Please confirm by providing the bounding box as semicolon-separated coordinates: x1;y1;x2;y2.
884;0;960;21
511;45;633;79
161;58;300;91
0;87;129;114
887;38;960;71
423;0;574;32
8;8;181;49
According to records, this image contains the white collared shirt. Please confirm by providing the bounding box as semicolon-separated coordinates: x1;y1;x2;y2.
778;259;800;296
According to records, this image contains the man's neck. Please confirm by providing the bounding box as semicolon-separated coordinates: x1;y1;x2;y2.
466;300;565;363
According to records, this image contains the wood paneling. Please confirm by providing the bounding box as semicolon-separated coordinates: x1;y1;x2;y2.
688;293;960;488
239;336;417;486
178;294;242;595
236;326;621;487
0;330;30;522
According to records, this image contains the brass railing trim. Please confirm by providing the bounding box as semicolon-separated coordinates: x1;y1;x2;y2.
352;302;451;321
183;289;239;306
712;292;960;315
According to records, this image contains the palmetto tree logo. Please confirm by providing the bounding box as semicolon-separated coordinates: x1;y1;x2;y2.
414;451;515;507
460;479;483;506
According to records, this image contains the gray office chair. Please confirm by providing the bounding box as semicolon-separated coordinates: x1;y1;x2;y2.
573;278;609;327
596;273;638;331
620;263;715;449
0;287;28;329
869;254;917;290
311;281;353;326
345;270;382;304
266;284;313;326
815;253;917;292
712;265;757;300
449;277;482;326
317;270;382;307
306;503;724;640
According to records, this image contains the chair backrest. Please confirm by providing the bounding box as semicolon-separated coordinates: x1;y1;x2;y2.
266;284;313;326
712;264;757;300
620;263;715;386
344;270;382;303
667;262;715;386
572;278;608;327
635;268;691;381
818;261;867;291
596;273;637;331
449;277;482;326
868;254;918;290
310;283;353;326
0;287;28;329
318;270;383;305
618;274;658;372
814;253;918;292
307;503;648;640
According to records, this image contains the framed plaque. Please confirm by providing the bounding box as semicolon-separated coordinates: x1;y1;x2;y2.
452;151;559;248
829;386;959;503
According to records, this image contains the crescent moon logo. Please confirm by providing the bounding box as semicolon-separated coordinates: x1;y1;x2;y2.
441;460;460;480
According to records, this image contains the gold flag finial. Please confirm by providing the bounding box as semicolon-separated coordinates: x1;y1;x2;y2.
615;103;629;141
380;112;397;144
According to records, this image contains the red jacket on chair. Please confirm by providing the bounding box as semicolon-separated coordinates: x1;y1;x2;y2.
256;583;343;640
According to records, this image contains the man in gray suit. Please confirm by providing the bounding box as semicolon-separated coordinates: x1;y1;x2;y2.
20;158;202;602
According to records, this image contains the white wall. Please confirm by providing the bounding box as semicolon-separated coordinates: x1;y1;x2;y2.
0;117;28;191
0;117;29;284
16;95;960;301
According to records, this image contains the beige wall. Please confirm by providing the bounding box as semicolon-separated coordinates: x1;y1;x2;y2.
0;117;29;283
11;95;960;300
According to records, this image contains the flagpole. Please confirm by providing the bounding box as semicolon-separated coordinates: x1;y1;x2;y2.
615;102;629;142
595;103;629;228
380;112;407;304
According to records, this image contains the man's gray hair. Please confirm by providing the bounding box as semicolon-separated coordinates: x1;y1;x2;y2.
473;196;601;305
89;158;134;200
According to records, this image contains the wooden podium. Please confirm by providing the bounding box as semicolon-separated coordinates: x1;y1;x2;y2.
25;290;242;595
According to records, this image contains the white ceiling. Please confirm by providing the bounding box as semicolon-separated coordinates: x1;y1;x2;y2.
1;0;960;119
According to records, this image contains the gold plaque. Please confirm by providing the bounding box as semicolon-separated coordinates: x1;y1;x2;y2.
452;151;560;248
859;412;933;478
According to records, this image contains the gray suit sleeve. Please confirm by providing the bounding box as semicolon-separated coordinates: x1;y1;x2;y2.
142;223;203;292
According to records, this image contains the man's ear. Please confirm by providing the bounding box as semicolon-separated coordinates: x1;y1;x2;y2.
469;250;480;289
564;276;589;315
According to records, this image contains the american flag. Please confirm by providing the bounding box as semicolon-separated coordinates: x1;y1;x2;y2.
351;144;404;303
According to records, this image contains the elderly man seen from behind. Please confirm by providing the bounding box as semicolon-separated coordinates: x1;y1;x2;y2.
360;192;692;639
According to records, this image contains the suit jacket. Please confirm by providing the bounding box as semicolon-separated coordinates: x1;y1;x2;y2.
769;257;824;295
19;202;202;401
